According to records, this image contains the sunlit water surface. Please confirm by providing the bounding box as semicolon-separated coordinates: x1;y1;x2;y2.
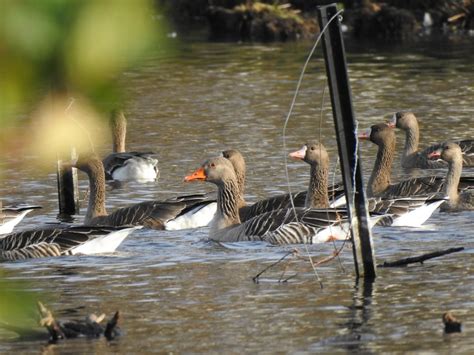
1;34;474;353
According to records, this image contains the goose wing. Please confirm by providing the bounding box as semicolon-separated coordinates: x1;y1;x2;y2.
217;208;346;243
0;226;128;261
104;194;216;229
102;152;158;180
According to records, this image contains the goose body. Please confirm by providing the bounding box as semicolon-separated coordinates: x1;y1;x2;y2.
289;140;444;227
102;111;159;182
0;225;140;261
0;205;41;235
76;154;216;230
221;149;345;221
389;112;474;169
359;123;474;199
428;142;474;211
184;156;371;245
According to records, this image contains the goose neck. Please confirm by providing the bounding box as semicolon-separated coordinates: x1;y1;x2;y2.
212;179;241;231
306;163;329;208
85;166;108;223
403;124;419;158
445;158;461;204
367;140;395;197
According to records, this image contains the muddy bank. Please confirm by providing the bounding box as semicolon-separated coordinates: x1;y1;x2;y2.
157;1;474;41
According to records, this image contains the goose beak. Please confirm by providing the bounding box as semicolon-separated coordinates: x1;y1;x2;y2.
427;150;441;160
289;145;307;160
387;113;397;128
358;128;371;140
184;167;206;182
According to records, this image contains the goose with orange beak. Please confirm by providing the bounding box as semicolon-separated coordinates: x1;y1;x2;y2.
185;156;356;244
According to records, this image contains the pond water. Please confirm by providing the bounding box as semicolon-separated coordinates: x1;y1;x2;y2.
1;33;474;353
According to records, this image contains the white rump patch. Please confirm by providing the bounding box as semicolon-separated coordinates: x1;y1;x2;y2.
165;202;217;231
0;210;33;236
72;226;141;255
391;200;444;227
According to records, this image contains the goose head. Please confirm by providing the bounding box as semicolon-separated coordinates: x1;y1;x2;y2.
185;157;237;186
388;111;417;131
74;153;104;175
222;149;246;175
289;140;329;167
427;142;462;163
358;123;395;147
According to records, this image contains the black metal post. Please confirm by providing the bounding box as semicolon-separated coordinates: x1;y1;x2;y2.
57;148;79;220
317;4;376;279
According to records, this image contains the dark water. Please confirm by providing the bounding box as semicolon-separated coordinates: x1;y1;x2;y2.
1;34;474;353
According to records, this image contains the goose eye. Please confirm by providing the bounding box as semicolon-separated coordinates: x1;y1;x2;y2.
310;146;315;151
210;162;216;168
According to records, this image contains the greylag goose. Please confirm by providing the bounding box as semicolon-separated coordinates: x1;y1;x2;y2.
102;110;159;182
75;154;216;230
0;205;41;235
427;142;474;211
289;140;445;227
0;225;140;261
388;111;474;169
184;156;376;244
358;123;474;199
221;149;345;221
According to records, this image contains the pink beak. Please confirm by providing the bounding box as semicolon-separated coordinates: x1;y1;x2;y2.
387;113;397;128
358;128;371;140
427;151;441;159
289;145;307;160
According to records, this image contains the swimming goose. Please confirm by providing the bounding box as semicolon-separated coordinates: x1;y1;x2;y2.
388;111;474;169
184;156;369;244
102;110;159;182
221;149;345;221
0;225;140;261
0;205;41;235
289;140;445;227
76;154;216;230
428;142;474;211
359;123;474;198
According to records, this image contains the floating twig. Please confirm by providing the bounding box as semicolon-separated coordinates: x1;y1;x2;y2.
253;250;297;283
378;247;464;268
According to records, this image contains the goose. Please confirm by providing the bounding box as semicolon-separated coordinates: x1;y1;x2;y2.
102;110;159;182
358;123;474;199
427;142;474;211
0;225;140;261
221;149;345;221
37;302;121;341
289;140;445;227
388;111;474;169
0;205;41;235
184;156;384;244
75;154;216;230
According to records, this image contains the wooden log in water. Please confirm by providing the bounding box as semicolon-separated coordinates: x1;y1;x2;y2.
57;149;79;219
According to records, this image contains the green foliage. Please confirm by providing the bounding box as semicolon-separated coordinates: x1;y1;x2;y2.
0;0;166;124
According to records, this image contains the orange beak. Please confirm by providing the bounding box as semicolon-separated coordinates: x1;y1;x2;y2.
427;151;441;159
358;128;371;140
184;167;207;182
289;145;307;160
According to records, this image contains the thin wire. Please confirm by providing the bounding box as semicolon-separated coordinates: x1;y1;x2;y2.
282;9;344;220
281;9;344;287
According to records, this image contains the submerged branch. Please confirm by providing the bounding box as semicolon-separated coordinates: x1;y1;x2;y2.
378;247;464;268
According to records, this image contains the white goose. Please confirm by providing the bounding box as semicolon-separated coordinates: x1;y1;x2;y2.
102;110;159;182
